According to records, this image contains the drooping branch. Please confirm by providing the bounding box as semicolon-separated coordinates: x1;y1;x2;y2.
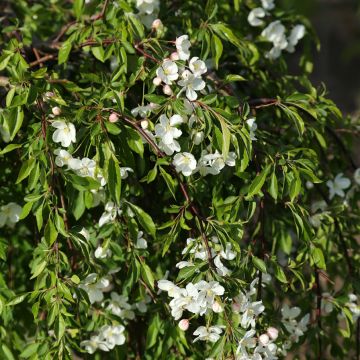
113;113;215;268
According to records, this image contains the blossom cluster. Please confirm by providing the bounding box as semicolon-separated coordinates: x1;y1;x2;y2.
177;236;236;277
80;324;126;354
248;0;305;59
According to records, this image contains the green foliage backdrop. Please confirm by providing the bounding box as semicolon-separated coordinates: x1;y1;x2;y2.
0;0;359;359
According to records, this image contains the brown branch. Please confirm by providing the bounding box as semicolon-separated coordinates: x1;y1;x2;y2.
134;44;160;63
91;0;110;21
248;98;279;109
53;21;77;43
30;54;56;68
315;269;322;359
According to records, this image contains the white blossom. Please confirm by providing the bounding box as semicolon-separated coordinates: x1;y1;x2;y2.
80;335;109;354
0;202;22;228
156;59;179;85
94;246;112;259
54;148;72;167
193;326;223;343
326;173;351;199
286;25;306;53
99;325;126;349
155;114;183;155
246;118;258;141
68;157;96;178
131;103;158;118
51;120;76;147
189;57;207;77
261;0;275;10
135;231;148;249
173;152;197;176
354;168;360;185
177;70;206;101
176;35;191;61
79;273;110;304
107;292;135;320
120;167;133;179
261;21;288;59
248;8;266;27
99;202;122;227
236;329;257;358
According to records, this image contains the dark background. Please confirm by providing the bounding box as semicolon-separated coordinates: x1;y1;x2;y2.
285;0;360;114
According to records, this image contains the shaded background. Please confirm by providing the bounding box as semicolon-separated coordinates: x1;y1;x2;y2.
284;0;360;115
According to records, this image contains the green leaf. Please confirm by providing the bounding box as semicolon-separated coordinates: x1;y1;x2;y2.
141;262;155;290
20;343;40;358
246;164;271;198
68;174;100;191
73;0;84;18
71;275;80;284
6;107;24;141
211;34;223;69
252;256;267;273
45;219;58;246
0;143;21;155
128;203;156;238
30;260;47;279
289;169;301;202
16;158;35;184
128;15;145;39
91;46;105;62
108;156;122;205
269;170;278;200
7;293;28;306
55;315;66;341
58;40;72;65
311;247;326;270
219;117;230;160
273;263;287;283
159;167;176;200
1;344;15;360
224;74;246;82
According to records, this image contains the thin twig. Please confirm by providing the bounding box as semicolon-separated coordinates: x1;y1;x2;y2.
30;54;56;68
315;268;322;359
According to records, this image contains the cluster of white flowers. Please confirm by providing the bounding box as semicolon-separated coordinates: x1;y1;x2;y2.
278;304;309;355
51;120;76;147
153;35;207;101
236;327;279;360
78;273;111;304
158;278;226;342
178;236;236;277
80;324;126;354
248;1;305;59
0;202;22;228
232;279;265;329
135;0;160;28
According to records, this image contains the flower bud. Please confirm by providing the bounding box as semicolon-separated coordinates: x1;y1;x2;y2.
193;131;204;145
178;319;189;331
212;301;223;313
52;106;61;116
140;120;149;130
109;113;119;123
259;334;270;345
153;76;162;86
231;302;241;313
152;19;163;30
267;327;279;340
170;52;180;61
163;85;173;96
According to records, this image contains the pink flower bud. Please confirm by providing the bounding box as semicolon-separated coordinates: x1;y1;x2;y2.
170;52;180;61
153;77;162;86
52;106;61;116
163;85;173;96
109;113;119;123
140;120;149;129
231;302;241;313
267;327;279;340
259;333;270;345
178;319;189;331
152;19;163;30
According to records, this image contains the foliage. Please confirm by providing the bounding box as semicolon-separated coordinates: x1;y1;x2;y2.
0;0;359;359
